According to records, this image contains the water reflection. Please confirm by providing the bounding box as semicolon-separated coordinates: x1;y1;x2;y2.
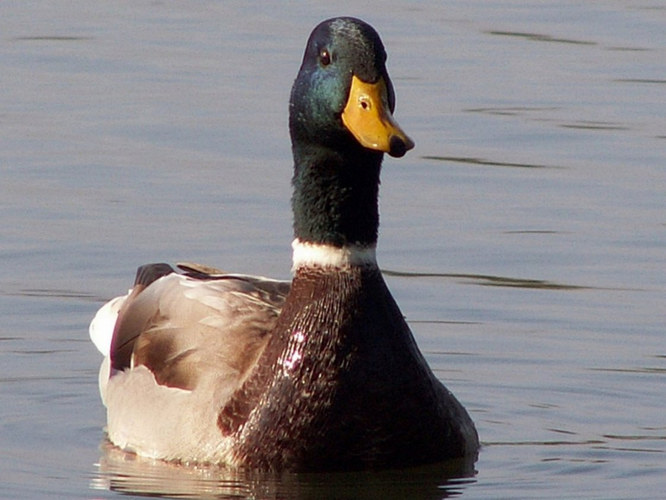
91;442;477;499
464;106;559;117
421;155;560;169
485;30;596;46
382;269;588;290
12;36;93;42
559;121;629;131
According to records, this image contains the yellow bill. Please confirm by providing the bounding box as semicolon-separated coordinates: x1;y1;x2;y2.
341;75;415;158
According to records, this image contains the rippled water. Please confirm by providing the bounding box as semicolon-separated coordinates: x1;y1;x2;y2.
1;1;664;498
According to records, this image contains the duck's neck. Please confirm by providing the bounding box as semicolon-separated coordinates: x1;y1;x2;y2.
291;143;383;248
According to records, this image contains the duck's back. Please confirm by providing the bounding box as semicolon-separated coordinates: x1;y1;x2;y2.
95;267;290;462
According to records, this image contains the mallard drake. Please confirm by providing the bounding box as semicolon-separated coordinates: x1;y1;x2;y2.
90;16;479;471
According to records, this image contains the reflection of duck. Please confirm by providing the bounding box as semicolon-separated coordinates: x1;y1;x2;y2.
90;16;478;471
92;440;477;498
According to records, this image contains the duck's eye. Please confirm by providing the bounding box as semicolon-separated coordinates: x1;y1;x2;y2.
319;49;331;66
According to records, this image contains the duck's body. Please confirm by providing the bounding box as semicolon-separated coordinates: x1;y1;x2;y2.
91;17;479;471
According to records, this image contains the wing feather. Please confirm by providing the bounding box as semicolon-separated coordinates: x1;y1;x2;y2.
109;270;290;395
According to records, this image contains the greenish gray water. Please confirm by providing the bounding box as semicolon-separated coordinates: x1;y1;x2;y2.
1;1;664;498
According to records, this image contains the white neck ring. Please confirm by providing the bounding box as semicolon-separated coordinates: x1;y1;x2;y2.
291;239;378;270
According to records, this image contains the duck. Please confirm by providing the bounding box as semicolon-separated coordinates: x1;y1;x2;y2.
90;16;479;471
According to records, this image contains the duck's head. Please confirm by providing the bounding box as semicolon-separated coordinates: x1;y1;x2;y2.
290;18;414;250
289;17;414;160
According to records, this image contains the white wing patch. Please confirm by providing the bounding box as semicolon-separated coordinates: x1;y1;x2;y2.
89;292;129;357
